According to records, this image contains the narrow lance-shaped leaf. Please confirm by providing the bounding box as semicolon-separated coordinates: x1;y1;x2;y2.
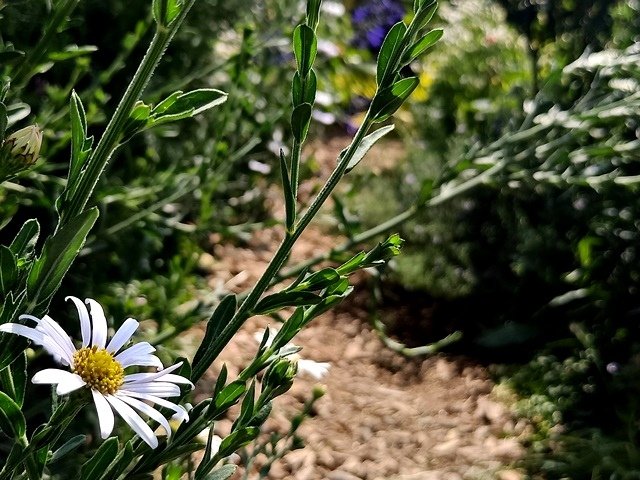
69;91;89;188
50;435;86;463
291;102;312;143
0;390;26;439
369;77;420;123
9;219;40;258
306;0;322;30
217;427;259;458
79;437;119;480
254;290;322;315
7;352;27;407
192;294;236;371
345;125;395;173
376;22;407;87
402;29;443;64
279;150;296;232
0;246;17;296
413;1;438;32
152;0;182;26
292;70;317;107
27;207;99;310
293;25;317;78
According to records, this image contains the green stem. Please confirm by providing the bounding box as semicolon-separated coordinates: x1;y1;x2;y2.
11;0;81;89
59;0;199;226
18;437;40;480
289;139;302;204
191;118;373;381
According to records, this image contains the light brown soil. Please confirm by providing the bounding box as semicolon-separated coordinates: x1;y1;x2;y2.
185;136;528;479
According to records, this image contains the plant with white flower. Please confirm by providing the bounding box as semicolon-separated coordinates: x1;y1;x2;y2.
0;296;192;449
0;0;441;477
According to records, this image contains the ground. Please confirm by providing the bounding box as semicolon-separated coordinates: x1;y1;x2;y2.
183;136;529;479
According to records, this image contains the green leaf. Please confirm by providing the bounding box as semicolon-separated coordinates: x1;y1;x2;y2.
336;251;366;275
345;125;395;173
79;437;119;480
289;268;341;292
293;25;317;78
376;22;407;87
27;207;99;309
403;29;443;64
271;308;305;349
212;364;228;398
413;1;438;31
306;0;322;30
232;382;255;429
279;150;296;231
291;102;312;143
9;219;40;258
151;91;182;115
69;91;90;188
204;465;237;480
0;390;26;438
48;45;98;61
50;435;86;463
5;352;27;407
292;70;317;107
192;295;236;371
217;427;259;458
0;246;17;296
154;89;227;118
305;285;354;321
254;291;322;315
211;380;246;414
249;401;272;428
370;77;420;123
152;0;182;26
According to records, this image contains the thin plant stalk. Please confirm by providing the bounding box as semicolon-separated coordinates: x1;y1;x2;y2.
58;0;199;227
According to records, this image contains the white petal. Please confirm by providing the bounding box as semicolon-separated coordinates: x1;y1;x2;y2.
31;369;86;395
34;315;75;364
119;382;181;397
115;342;155;363
106;396;158;449
119;391;189;422
86;298;108;348
119;355;164;369
106;318;139;354
156;374;194;387
1;324;69;364
92;391;115;439
297;359;331;380
1;323;48;343
66;296;91;347
116;394;172;438
32;368;79;385
123;362;183;384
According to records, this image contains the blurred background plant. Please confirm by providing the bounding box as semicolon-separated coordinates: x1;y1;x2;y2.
338;0;640;477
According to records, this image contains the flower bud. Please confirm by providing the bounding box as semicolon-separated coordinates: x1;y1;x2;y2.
262;358;298;399
0;125;43;180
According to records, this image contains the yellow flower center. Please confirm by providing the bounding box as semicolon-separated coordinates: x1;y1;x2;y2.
72;346;124;394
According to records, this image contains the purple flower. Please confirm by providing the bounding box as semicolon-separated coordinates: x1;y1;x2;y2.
351;0;406;53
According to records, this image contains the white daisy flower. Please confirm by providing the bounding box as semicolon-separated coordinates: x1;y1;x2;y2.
0;296;193;449
254;328;331;380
